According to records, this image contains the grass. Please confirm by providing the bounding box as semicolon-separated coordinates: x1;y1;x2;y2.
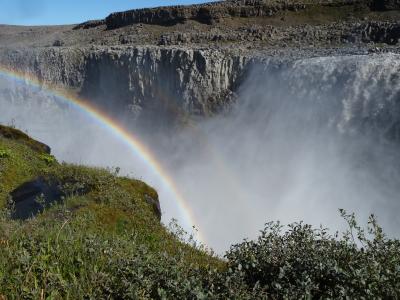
0;125;50;154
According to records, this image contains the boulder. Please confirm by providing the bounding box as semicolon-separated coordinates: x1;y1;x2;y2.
9;177;63;220
144;194;162;221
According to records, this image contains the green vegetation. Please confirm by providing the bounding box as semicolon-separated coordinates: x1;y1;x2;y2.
0;149;10;159
39;153;56;165
226;210;400;298
0;126;399;299
0;125;50;154
0;126;221;298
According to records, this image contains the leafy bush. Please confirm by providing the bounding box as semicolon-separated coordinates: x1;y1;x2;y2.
39;153;56;165
2;208;398;299
225;210;400;299
0;150;10;159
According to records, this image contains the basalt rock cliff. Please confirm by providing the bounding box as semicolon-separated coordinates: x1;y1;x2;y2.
0;46;249;122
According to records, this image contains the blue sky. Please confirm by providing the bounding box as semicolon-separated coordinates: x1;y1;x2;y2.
0;0;216;26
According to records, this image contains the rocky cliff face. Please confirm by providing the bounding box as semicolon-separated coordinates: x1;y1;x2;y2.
362;22;400;45
105;0;308;28
104;0;400;29
106;0;400;29
0;46;250;123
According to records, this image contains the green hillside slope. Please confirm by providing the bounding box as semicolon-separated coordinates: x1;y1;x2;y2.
0;125;399;299
0;125;223;298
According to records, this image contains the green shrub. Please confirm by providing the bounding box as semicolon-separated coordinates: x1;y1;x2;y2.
39;153;56;165
225;210;400;299
1;208;399;299
0;150;10;159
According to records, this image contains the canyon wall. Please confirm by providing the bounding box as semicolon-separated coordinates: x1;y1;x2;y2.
0;46;251;122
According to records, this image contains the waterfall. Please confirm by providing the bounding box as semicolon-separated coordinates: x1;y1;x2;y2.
1;53;400;252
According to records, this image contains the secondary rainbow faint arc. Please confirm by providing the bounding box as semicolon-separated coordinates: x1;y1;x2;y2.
0;65;206;244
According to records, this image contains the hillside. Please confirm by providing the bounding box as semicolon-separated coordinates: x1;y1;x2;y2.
0;125;400;298
0;125;223;298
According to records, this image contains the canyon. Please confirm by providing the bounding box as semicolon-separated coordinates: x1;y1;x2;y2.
0;0;400;125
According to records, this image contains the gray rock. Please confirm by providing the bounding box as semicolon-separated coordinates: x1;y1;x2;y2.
10;177;63;220
362;22;400;45
73;19;106;30
144;194;162;221
52;39;64;47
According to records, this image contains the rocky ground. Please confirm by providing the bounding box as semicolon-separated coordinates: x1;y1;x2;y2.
1;0;400;51
1;0;400;122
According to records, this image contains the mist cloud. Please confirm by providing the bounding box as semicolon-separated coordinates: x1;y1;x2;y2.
1;53;400;253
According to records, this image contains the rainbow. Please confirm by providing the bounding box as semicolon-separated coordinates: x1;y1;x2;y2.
0;65;206;244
